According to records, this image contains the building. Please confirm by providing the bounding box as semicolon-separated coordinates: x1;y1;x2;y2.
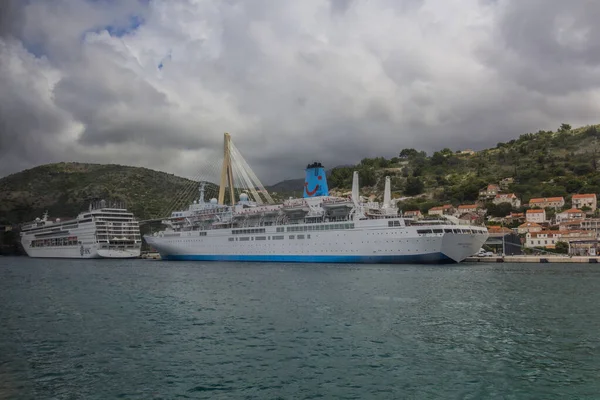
493;193;521;208
517;222;543;234
458;212;479;224
526;209;546;224
457;204;479;214
525;230;596;249
505;212;525;224
458;149;475;156
525;231;561;248
428;205;454;216
528;197;565;209
581;219;600;231
485;227;523;255
559;219;584;231
556;208;585;223
572;194;597;212
479;184;500;200
499;177;514;189
403;210;423;220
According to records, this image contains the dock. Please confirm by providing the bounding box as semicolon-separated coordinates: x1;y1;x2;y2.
140;252;161;260
465;255;600;263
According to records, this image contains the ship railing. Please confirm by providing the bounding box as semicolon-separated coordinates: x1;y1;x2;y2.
322;197;353;204
283;199;308;207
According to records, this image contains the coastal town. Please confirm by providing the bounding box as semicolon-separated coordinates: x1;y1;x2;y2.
403;179;600;256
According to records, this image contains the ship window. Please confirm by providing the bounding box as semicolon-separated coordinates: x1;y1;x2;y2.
228;238;234;241
199;232;207;236
417;229;432;234
444;229;453;233
276;227;284;233
273;235;284;240
239;237;250;241
255;236;266;240
297;235;305;239
289;235;295;239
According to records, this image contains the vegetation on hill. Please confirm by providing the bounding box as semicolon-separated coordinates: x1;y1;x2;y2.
328;123;600;213
0;162;199;224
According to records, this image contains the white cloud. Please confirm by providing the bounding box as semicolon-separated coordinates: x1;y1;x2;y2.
1;0;599;184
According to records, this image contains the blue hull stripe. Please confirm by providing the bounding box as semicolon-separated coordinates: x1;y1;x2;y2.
160;253;455;264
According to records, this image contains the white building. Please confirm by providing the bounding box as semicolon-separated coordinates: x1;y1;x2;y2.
572;194;597;212
529;197;565;209
493;193;521;208
556;208;585;223
526;209;546;224
518;222;542;234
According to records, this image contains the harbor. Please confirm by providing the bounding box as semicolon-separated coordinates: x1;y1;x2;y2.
466;255;600;263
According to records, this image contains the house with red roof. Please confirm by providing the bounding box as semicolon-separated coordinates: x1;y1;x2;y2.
556;208;585;223
526;209;546;224
493;193;521;208
572;194;597;212
517;222;542;234
528;197;565;209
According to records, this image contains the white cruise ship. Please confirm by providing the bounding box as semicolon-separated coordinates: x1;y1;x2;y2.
144;134;488;264
20;200;142;259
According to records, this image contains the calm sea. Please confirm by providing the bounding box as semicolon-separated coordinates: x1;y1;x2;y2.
1;257;599;399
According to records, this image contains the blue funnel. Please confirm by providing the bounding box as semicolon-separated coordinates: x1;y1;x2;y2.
303;162;329;198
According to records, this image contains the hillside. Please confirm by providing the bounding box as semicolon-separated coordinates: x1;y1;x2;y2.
326;123;600;213
2;123;599;226
0;162;199;224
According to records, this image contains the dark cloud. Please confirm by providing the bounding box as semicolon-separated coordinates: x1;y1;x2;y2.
0;0;599;185
0;0;25;38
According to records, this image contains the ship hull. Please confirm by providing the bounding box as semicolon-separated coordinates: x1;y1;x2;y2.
160;253;455;264
145;220;488;264
22;244;141;259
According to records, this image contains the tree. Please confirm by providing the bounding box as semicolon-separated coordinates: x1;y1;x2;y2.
485;202;513;218
430;151;446;166
404;177;424;196
559;123;572;132
399;148;418;158
555;241;569;254
358;168;377;187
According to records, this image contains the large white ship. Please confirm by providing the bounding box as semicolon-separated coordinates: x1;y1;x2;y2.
20;200;142;259
144;134;488;264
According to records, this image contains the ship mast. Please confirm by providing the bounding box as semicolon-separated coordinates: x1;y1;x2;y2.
218;132;236;206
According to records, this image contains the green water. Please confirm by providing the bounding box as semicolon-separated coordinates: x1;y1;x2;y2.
1;258;599;399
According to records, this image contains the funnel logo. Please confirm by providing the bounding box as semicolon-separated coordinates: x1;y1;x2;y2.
303;162;329;198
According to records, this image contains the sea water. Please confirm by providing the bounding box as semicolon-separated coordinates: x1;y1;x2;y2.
1;257;599;399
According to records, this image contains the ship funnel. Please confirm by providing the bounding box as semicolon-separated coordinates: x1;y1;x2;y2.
352;171;360;206
382;176;391;208
303;162;329;198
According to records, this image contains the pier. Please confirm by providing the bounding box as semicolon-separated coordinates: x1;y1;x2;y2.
465;255;600;263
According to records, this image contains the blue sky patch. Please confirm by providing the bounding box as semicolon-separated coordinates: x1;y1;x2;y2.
105;15;145;37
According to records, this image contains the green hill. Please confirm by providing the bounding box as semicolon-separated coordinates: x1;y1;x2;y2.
327;123;600;212
0;162;199;224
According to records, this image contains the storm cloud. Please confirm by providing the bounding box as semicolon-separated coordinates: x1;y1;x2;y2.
0;0;599;184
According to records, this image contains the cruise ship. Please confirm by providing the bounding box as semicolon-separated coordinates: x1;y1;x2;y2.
144;134;488;264
20;200;142;259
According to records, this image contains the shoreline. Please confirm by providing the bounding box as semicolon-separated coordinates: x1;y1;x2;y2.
465;255;599;263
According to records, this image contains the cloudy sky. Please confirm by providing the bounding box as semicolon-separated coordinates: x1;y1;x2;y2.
1;0;599;184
